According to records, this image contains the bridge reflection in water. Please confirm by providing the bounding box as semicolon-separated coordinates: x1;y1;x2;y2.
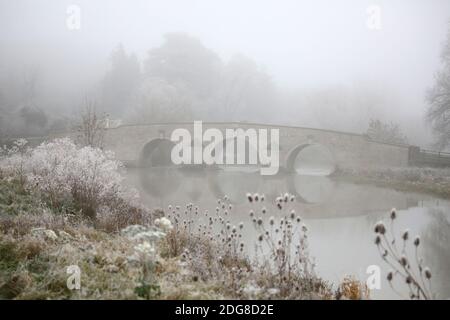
131;137;415;216
130;163;431;218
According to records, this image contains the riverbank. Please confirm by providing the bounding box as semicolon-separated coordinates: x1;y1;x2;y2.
332;167;450;199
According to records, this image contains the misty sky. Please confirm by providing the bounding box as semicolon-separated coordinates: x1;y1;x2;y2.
1;0;450;145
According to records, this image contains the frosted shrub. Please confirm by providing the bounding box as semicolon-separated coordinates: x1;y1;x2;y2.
26;139;129;218
0;139;29;185
1;138;139;220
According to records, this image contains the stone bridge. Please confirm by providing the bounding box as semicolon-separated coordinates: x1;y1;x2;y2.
90;122;410;173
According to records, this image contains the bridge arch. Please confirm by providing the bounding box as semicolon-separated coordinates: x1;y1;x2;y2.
286;143;336;175
139;138;175;167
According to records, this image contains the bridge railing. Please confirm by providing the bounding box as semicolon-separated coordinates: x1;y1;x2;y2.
408;146;450;167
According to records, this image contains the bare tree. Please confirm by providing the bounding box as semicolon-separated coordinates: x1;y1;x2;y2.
427;25;450;150
76;97;106;148
366;118;408;145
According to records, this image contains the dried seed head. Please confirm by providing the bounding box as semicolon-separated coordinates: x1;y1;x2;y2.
261;194;265;202
390;208;396;219
262;207;267;214
246;193;253;202
269;216;275;226
290;210;295;220
374;221;386;234
239;222;244;229
249;210;254;217
414;236;420;247
375;235;381;245
387;271;393;281
406;275;412;284
402;229;409;241
400;255;408;267
257;218;263;226
258;234;263;242
424;267;432;279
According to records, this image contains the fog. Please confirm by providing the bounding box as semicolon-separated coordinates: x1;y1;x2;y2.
1;0;450;147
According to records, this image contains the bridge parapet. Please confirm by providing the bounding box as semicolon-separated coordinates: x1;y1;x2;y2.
99;122;412;172
7;122;446;171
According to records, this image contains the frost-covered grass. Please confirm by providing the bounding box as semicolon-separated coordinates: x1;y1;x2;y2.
333;166;450;199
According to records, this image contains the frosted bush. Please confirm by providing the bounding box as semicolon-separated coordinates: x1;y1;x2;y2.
155;217;173;232
0;138;29;183
1;138;138;219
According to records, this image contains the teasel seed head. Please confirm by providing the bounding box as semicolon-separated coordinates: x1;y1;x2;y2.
390;208;396;220
387;271;393;281
400;255;408;267
424;267;432;279
374;221;386;234
402;229;409;241
414;236;420;247
375;235;381;245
